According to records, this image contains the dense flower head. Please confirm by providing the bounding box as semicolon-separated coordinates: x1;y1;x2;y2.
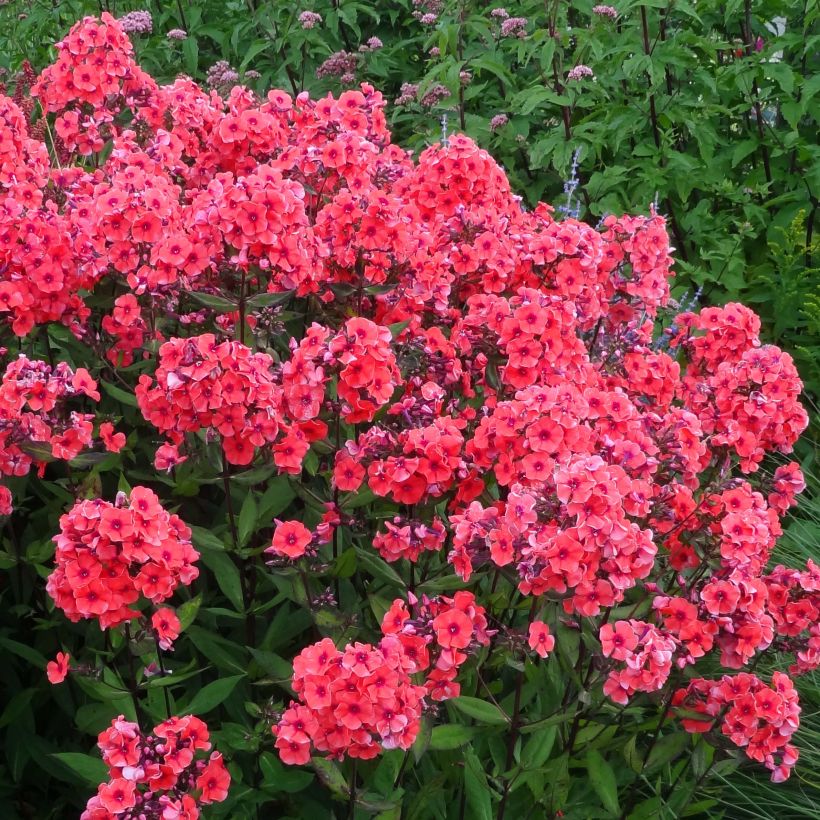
373;515;446;563
0;357;102;510
31;13;157;126
47;488;199;629
600;619;677;704
136;335;286;466
674;303;807;471
673;672;800;782
273;635;428;763
83;714;229;818
275;588;494;765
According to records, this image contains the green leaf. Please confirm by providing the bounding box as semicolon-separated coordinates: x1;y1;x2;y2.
50;753;107;786
646;731;690;771
248;648;292;681
184;674;244;715
186;627;247;674
101;381;138;407
731;139;758;167
258;477;296;520
450;696;509;726
586;749;619;816
312;757;349;799
245;290;294;309
197;547;244;612
463;748;493;820
259;752;314;793
238;492;258;546
0;689;35;729
429;724;477;750
182;36;199;76
176;594;202;631
521;725;556;769
187;290;237;311
191;526;228;552
354;546;406;588
0;637;47;669
333;547;357;578
413;714;432;762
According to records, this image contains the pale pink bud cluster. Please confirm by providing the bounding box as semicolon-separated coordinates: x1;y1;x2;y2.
500;17;528;38
299;11;322;29
118;10;152;35
568;64;595;81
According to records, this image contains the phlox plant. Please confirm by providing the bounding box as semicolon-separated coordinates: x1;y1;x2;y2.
0;12;818;820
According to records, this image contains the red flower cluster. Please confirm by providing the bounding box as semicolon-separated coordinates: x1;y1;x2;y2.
275;589;493;765
381;591;492;702
373;515;446;563
32;13;158;153
673;672;800;782
47;488;199;629
600;619;677;704
83;714;230;819
102;295;147;367
353;416;466;505
675;304;808;472
136;335;285;466
0;357;103;513
0;96;96;334
273;635;427;764
282;317;402;425
763;560;820;676
7;13;817;786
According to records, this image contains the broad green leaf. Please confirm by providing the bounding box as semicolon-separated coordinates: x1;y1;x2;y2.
311;757;349;798
191;526;229;552
354;546;405;587
258;477;296;520
0;637;47;669
237;492;258;546
197;547;244;612
646;731;691;771
521;725;556;769
245;290;294;309
50;753;107;786
187;290;237;311
248;648;292;681
450;696;509;726
586;749;619;816
463;748;493;820
259;752;314;793
184;674;244;715
429;723;477;750
101;381;138;407
176;594;202;631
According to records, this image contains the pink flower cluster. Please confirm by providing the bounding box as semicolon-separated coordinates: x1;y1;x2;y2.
273;635;427;763
0;357;104;513
46;488;199;629
83;714;230;818
136;335;286;467
600;619;677;704
674;672;800;782
275;591;492;764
